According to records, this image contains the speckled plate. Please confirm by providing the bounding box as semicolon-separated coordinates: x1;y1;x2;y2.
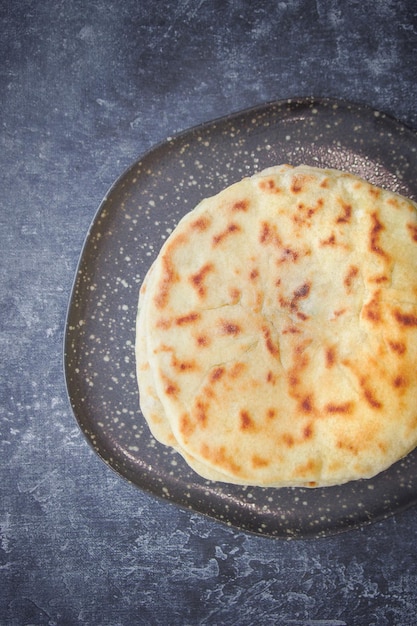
65;97;417;538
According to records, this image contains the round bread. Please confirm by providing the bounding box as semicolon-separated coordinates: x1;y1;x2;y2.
136;164;417;487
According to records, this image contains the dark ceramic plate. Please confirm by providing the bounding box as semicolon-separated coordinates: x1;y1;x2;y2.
65;97;417;538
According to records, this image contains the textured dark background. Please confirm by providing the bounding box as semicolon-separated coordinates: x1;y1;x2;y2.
1;1;417;624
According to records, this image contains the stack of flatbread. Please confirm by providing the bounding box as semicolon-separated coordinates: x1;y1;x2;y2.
135;164;417;487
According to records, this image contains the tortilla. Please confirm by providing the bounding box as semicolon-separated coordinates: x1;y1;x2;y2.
136;164;417;487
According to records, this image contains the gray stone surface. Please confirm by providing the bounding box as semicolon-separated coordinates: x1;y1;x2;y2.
1;1;417;624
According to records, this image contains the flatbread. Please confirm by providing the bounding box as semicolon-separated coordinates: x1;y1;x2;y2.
136;164;417;487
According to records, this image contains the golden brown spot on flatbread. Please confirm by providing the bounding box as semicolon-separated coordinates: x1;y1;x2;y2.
369;211;389;258
179;413;195;437
259;221;281;247
369;187;381;198
360;378;382;409
262;326;280;357
293;202;317;227
392;375;407;390
363;291;382;324
229;362;246;379
291;174;313;193
325;346;337;368
200;444;241;474
251;454;269;468
407;223;417;242
333;308;347;318
283;326;301;334
196;334;210;347
266;407;277;419
176;312;201;326
156;318;172;330
194;400;208;427
212;222;241;246
278;295;290;309
254;291;264;313
337;440;358;454
210;367;225;382
293;282;310;300
280;283;311;315
266;371;277;385
189;262;214;298
239;410;255;431
294;458;318;478
259;178;282;193
388;340;406;355
155;343;173;355
393;309;417;327
232;199;249;211
387;197;400;209
229;287;241;302
259;221;271;244
171;355;197;372
320;233;336;247
190;216;211;231
278;247;299;263
154;257;178;309
370;274;389;284
283;433;295;448
288;342;311;388
202;385;215;400
250;268;259;280
219;320;241;335
164;379;179;397
303;423;313;439
336;201;352;224
300;395;314;413
280;282;311;316
325;402;354;414
344;265;359;292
